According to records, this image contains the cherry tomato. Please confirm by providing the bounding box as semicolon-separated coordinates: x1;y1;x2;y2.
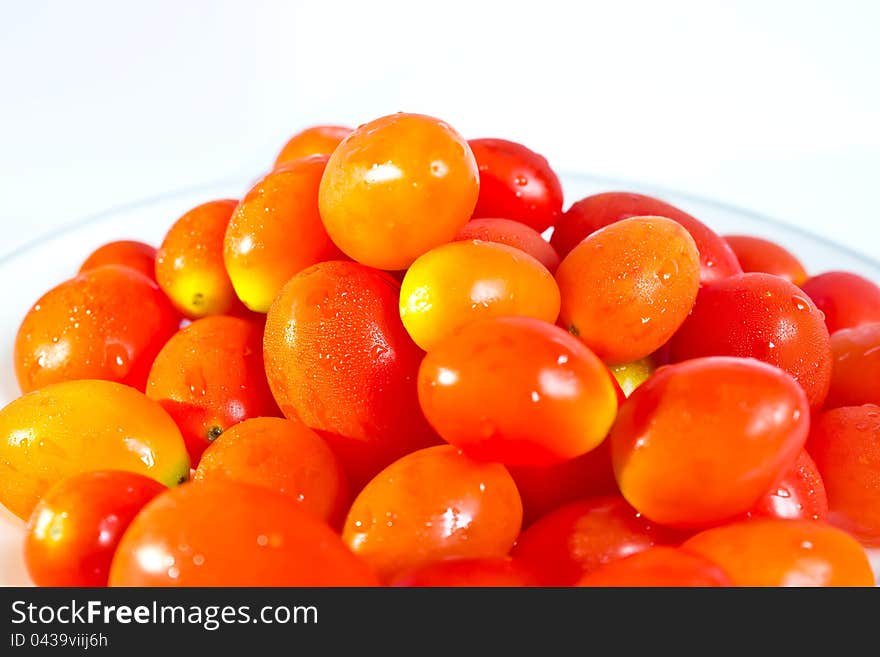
807;405;880;546
556;216;701;364
24;471;165;586
109;481;379;586
576;547;732;587
14;265;180;394
512;496;683;586
550;191;742;284
194;417;349;527
400;240;560;352
508;440;618;527
723;234;807;285
79;240;157;281
318;113;479;270
342;445;522;581
274;124;352;167
456;217;560;272
800;271;880;334
418;316;617;466
146;316;279;462
468;138;563;232
826;323;880;408
609;356;656;397
611;357;809;527
0;380;189;519
391;557;538;587
224;155;342;313
682;519;874;586
155;199;245;318
668;273;832;409
742;450;828;522
264;261;438;489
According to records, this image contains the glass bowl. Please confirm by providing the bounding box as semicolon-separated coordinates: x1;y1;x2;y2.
0;174;878;586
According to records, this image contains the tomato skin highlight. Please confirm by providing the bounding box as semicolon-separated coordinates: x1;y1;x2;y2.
723;234;807;285
741;450;828;522
825;322;880;408
800;271;880;334
274;125;351;167
417;316;617;466
576;547;732;587
24;471;165;587
456;217;560;272
80;240;157;282
390;557;538;587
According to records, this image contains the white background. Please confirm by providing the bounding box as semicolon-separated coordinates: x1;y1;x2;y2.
1;0;878;261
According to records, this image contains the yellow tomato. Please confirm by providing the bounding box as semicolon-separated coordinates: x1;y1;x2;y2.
610;356;657;397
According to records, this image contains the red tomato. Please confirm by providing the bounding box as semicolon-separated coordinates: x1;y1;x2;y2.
342;445;522;581
109;481;378;586
194;417;349;528
550;191;742;284
468;138;563;232
668;273;832;409
682;519;874;586
391;557;538;587
146;316;280;462
556;216;701;364
274;125;352;167
825;322;880;408
807;405;880;546
801;271;880;334
741;450;828;522
723;235;807;285
418;316;617;466
611;357;809;527
24;471;164;586
263;261;439;489
15;266;180;393
79;240;157;281
576;547;732;587
456;217;560;272
511;496;683;586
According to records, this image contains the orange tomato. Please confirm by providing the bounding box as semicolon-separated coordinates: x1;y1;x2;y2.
400;240;560;351
723;234;808;285
146;316;279;462
15;265;180;393
391;557;538;587
109;481;379;586
194;417;349;528
455;217;560;272
825;323;880;408
556;216;701;364
224;155;342;313
274;125;352;167
0;379;189;519
342;445;522;581
318;113;479;270
576;547;732;587
79;240;157;281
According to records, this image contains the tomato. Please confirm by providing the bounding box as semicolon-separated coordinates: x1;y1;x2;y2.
550;191;742;284
807;405;880;545
109;481;378;586
456;217;560;272
512;496;683;586
391;557;538;587
682;519;874;586
611;357;808;527
742;450;828;522
468;138;563;232
800;271;880;334
224;155;342;313
318;113;479;270
609;356;656;397
556;216;701;364
14;265;180;394
576;547;732;587
508;440;618;527
264;261;438;489
79;240;157;281
274;125;351;167
0;380;189;519
155;199;245;318
418;316;617;466
826;323;880;408
400;240;560;352
24;471;165;586
723;234;807;285
342;445;522;581
668;273;832;409
194;417;349;527
146;316;279;462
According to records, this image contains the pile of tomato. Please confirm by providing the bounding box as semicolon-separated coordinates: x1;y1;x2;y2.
2;113;879;587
